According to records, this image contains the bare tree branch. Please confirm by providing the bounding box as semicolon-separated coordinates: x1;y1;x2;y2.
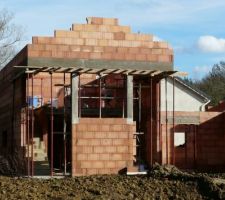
0;9;23;69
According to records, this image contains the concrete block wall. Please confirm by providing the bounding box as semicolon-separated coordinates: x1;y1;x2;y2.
72;118;135;176
27;17;173;64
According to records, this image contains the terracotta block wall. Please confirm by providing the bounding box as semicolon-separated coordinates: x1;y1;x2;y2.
157;111;225;171
197;112;225;170
28;72;96;108
72;118;136;176
27;17;173;63
160;124;196;169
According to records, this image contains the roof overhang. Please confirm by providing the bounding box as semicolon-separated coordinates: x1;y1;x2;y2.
14;57;187;77
14;65;187;78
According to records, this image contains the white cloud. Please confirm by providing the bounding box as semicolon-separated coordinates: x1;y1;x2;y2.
197;36;225;53
193;65;211;74
192;65;211;80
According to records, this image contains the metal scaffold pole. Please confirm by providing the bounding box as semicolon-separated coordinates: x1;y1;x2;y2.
172;77;175;165
50;72;54;176
150;77;153;166
31;73;34;176
165;77;168;164
26;72;30;177
63;73;67;175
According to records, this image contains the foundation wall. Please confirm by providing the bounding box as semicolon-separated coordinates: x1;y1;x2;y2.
72;118;135;176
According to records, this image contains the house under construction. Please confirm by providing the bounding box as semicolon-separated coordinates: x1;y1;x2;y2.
0;17;225;177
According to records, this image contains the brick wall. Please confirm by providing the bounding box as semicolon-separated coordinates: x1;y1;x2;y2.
71;118;135;176
207;100;225;112
197;112;225;170
27;17;173;64
157;111;225;171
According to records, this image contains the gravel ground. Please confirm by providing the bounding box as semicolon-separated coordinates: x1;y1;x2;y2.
0;164;225;200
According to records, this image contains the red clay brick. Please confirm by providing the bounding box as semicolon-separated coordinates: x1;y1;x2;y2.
116;161;126;168
90;139;101;146
101;125;110;132
105;161;116;168
99;153;110;160
82;146;93;153
101;139;112;146
117;146;129;153
77;139;89;146
95;132;107;138
105;146;117;153
111;154;123;161
114;32;125;40
88;124;100;131
88;153;99;160
94;146;105;153
77;153;87;161
113;139;128;146
111;125;123;132
92;161;104;168
104;46;117;53
86;169;98;175
80;161;92;168
107;132;118;139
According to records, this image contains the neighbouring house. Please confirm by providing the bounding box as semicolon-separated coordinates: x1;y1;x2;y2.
0;17;225;177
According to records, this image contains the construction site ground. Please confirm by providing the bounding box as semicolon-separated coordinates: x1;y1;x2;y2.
1;164;225;200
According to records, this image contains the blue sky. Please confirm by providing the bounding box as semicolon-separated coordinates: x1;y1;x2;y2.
1;0;225;79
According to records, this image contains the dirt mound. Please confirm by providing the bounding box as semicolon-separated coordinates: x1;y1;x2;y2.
1;164;225;199
149;163;225;199
0;175;203;200
150;163;187;177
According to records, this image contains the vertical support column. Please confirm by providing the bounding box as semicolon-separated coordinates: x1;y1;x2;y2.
150;77;153;166
122;75;126;118
63;73;67;175
41;78;43;106
26;72;30;177
127;75;133;124
138;83;141;131
31;74;34;176
165;77;168;164
99;75;102;118
172;77;175;165
78;74;81;118
50;72;54;177
71;73;79;176
71;73;79;124
156;80;162;164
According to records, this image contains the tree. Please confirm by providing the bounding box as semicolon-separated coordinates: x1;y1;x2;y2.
183;61;225;106
0;9;23;69
196;61;225;106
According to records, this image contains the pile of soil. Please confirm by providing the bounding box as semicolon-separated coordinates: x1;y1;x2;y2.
0;175;202;200
0;164;225;199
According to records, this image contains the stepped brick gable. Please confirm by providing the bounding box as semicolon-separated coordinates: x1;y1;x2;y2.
27;17;173;64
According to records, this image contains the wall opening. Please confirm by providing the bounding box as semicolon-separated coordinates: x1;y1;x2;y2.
174;132;186;168
174;132;185;147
